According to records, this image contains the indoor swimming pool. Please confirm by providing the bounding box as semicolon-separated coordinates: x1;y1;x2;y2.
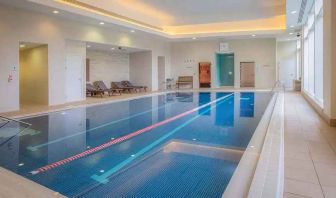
0;91;273;198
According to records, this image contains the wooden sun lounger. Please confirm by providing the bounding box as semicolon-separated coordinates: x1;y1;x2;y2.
86;83;104;97
121;81;147;92
111;82;134;93
93;81;123;96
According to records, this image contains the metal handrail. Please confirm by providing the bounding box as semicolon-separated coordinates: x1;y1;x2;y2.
271;80;285;93
0;115;32;127
0;115;32;147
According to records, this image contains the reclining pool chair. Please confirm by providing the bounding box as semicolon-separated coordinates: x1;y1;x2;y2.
121;81;147;92
111;82;134;93
86;83;104;97
93;81;122;96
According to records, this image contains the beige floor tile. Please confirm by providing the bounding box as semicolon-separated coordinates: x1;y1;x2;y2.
285;158;315;170
283;192;311;198
314;163;336;187
285;150;311;161
322;186;336;198
308;141;335;155
285;167;319;184
311;152;336;164
284;179;324;198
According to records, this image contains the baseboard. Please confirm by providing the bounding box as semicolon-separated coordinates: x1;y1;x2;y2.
301;91;336;127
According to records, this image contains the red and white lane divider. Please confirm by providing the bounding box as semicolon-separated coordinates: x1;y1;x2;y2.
30;93;233;175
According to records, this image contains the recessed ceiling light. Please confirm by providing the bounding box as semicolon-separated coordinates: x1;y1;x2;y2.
99;170;105;173
252;34;256;37
130;30;135;33
19;44;25;48
289;32;294;35
87;45;91;48
18;163;24;167
99;22;105;25
111;48;115;50
291;11;297;14
290;25;295;28
192;37;197;40
53;10;59;14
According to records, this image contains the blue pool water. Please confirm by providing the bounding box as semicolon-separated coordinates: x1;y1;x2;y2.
0;92;272;198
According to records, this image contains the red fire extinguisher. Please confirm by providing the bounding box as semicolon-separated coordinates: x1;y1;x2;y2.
8;73;13;82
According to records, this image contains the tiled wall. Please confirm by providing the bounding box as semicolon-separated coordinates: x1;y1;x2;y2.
86;50;130;88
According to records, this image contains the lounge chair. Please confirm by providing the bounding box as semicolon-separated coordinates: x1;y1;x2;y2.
121;80;147;92
93;81;122;96
86;83;104;97
111;82;134;93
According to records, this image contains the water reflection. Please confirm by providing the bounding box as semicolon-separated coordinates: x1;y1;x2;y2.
240;92;255;118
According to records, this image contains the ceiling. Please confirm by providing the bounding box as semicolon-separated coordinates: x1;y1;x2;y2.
22;0;287;38
78;0;286;27
1;0;312;40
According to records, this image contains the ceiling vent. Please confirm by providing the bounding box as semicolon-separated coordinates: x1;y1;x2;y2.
298;0;307;23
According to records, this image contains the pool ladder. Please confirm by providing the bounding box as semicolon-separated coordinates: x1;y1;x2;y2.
0;115;32;146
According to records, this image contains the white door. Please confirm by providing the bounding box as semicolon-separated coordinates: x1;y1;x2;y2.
279;60;297;90
66;55;84;102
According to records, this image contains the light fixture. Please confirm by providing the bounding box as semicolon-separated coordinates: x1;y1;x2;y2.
192;138;197;141
111;48;115;50
131;154;135;157
99;22;105;25
18;163;24;167
87;45;91;48
290;25;295;28
289;32;294;35
130;30;135;33
100;170;105;173
53;10;59;14
19;44;25;48
192;37;197;40
252;34;256;37
291;11;297;14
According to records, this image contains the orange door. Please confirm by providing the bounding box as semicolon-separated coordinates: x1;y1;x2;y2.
199;62;211;88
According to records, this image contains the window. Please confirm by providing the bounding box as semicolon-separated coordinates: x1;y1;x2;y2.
302;0;324;106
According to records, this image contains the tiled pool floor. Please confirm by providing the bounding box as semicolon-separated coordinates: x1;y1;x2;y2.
284;92;336;198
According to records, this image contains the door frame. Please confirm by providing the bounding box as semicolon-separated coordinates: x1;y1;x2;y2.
216;53;235;87
199;62;211;88
240;62;255;88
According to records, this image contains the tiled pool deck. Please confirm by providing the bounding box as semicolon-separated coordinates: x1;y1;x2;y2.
284;92;336;198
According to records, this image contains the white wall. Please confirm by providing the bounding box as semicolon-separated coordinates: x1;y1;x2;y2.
276;41;297;89
87;50;129;87
170;39;276;89
0;4;170;113
65;40;86;103
129;51;152;89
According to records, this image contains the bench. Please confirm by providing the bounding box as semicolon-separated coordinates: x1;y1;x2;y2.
176;76;193;89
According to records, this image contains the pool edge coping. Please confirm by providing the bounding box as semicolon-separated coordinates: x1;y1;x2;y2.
222;91;284;198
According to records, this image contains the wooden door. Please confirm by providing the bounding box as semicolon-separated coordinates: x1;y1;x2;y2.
240;62;255;87
199;62;211;88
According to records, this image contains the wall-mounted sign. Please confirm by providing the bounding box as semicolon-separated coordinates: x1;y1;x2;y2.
219;42;229;52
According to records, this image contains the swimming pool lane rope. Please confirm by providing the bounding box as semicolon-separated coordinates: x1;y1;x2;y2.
30;93;234;175
27;97;189;151
90;95;232;184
